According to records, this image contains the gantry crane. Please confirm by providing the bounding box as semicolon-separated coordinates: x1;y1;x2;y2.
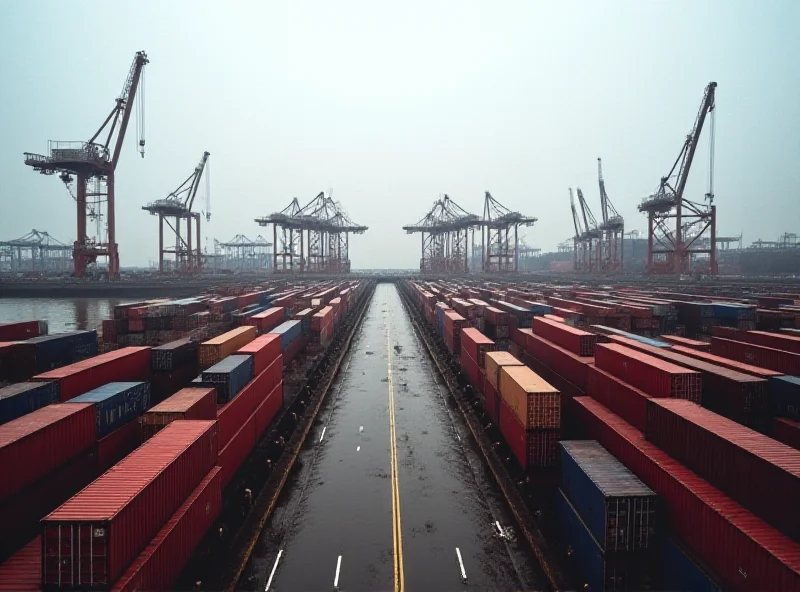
481;192;537;272
639;82;718;275
597;158;624;271
575;187;601;271
142;151;210;273
24;51;149;278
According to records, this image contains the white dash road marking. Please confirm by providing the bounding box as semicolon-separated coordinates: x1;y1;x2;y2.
357;446;361;452
265;549;283;591
319;426;327;443
334;555;343;589
455;547;467;583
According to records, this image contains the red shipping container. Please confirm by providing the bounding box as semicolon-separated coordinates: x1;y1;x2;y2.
0;403;95;503
460;327;495;368
237;333;281;375
33;347;151;402
111;467;222;592
645;398;800;542
283;335;308;366
498;397;558;469
312;306;334;331
141;387;217;441
524;332;594;392
43;420;218;588
712;337;800;375
216;357;280;448
660;334;711;351
586;364;651;432
96;419;141;473
532;317;597;356
247;307;286;334
595;343;701;400
669;345;782;379
0;321;44;341
738;330;800;355
522;352;585;401
773;418;800;451
574;396;800;591
460;347;480;389
255;381;283;440
219;414;256;488
0;536;40;591
483;376;500;425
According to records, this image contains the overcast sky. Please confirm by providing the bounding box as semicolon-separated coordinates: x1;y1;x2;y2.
1;1;798;269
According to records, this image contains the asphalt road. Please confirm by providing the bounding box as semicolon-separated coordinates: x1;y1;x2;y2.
241;283;547;591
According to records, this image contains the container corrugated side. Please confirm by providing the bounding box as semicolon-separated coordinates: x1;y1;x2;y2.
524;332;594;392
658;535;723;592
670;344;782;379
96;418;141;473
42;420;218;588
255;381;283;440
573;396;800;591
586;365;651;432
645;397;800;542
498;397;558;469
110;467;222;592
533;317;598;356
0;381;59;425
0;536;40;592
559;440;657;552
237;333;281;375
0;403;95;503
499;365;561;429
712;337;800;375
217;361;278;448
141;387;216;441
219;414;256;488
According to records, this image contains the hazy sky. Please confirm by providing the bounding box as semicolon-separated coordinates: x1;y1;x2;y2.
1;1;798;269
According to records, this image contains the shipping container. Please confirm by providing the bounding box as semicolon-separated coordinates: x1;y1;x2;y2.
216;359;278;448
595;343;701;400
658;535;723;592
255;380;283;440
773;417;800;450
141;387;216;441
586;365;650;432
219;414;256;488
669;344;782;379
150;339;197;372
0;403;95;504
269;320;303;351
247;306;286;334
198;326;256;368
96;418;141;473
0;381;59;425
712;337;800;375
498;365;561;429
43;420;218;588
498;397;558;469
534;317;598;356
770;375;800;421
559;440;656;552
237;333;281;376
460;327;496;368
483;375;500;425
201;354;254;403
556;488;642;592
10;331;98;380
660;334;711;351
0;320;46;341
66;382;150;438
111;467;222;592
573;396;800;591
525;332;594;392
645;398;800;542
484;351;525;391
33;347;151;402
0;536;40;591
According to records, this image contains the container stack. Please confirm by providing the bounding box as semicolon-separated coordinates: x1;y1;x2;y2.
459;327;496;388
9;330;98;381
198;326;256;369
311;306;335;348
140;387;217;441
442;310;466;356
484;306;510;349
269;319;306;364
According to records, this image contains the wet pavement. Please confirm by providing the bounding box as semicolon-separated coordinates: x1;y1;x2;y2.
242;284;547;591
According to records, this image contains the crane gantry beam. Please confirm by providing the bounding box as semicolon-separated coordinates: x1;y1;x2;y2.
481;191;537;273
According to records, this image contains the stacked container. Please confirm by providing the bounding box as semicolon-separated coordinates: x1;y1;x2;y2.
10;330;98;381
140;387;217;441
483;352;524;424
201;354;254;403
0;381;59;425
198;326;256;369
65;382;150;438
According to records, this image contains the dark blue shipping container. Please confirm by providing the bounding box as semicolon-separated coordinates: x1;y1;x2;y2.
66;381;150;438
658;535;723;592
770;375;800;421
711;302;755;321
0;381;59;425
13;330;98;374
591;325;670;348
201;354;254;403
559;440;657;552
269;320;302;352
556;488;637;592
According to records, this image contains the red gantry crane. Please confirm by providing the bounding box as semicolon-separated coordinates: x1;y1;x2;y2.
143;151;210;273
639;82;717;275
24;51;149;278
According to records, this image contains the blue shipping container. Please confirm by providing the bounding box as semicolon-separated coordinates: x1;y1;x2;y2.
658;535;723;592
559;440;657;552
67;381;150;438
769;375;800;421
0;381;59;425
18;330;98;372
201;354;254;403
269;320;302;351
711;302;756;321
556;488;637;592
592;325;671;348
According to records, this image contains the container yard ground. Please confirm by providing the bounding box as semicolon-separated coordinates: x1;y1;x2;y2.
241;283;545;591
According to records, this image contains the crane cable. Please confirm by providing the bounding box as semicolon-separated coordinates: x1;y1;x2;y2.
136;68;146;158
707;104;716;204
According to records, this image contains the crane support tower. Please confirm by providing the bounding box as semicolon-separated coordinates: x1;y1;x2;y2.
255;192;367;273
24;51;149;279
639;82;718;275
570;187;602;272
142;151;210;274
597;158;624;272
403;195;481;274
481;192;537;272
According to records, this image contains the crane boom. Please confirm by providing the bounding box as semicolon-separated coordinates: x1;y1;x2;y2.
674;82;716;204
110;52;148;169
570;188;583;237
576;187;597;231
598;157;621;222
187;151;210;212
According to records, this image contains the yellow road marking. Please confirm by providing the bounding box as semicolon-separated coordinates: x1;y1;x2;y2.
388;322;405;592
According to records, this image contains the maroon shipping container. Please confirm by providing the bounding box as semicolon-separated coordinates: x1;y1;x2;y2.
255;381;283;440
773;418;800;451
737;330;800;355
586;364;651;432
0;321;44;341
33;347;150;402
311;306;334;331
595;343;701;400
483;374;500;425
283;335;308;366
660;334;711;351
669;345;782;379
524;332;594;392
96;419;141;473
460;347;481;390
0;403;95;503
498;397;559;469
573;397;800;592
219;414;256;488
522;352;586;401
42;420;218;588
111;467;222;592
237;333;281;376
485;306;509;326
141;387;217;441
712;337;800;375
533;316;598;356
247;307;285;334
460;327;496;368
645;398;800;542
0;536;40;592
217;361;277;448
